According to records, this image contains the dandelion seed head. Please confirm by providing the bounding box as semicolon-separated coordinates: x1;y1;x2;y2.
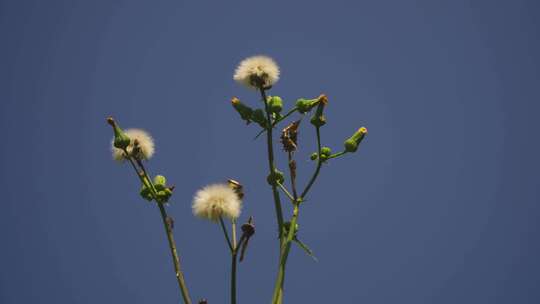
111;129;155;161
233;55;280;89
192;184;242;221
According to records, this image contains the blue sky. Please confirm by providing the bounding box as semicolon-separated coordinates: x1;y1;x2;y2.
1;0;540;303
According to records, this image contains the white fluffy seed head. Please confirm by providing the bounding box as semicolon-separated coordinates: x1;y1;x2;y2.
192;184;242;221
233;55;280;89
111;129;155;161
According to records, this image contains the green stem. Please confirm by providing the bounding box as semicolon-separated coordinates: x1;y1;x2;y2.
125;154;192;304
157;203;193;304
260;88;285;242
300;127;323;199
271;203;300;304
327;151;347;160
231;251;238;304
219;216;233;252
272;127;324;303
277;182;295;203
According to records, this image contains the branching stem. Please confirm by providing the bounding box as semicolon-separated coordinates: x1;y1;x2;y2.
123;152;192;304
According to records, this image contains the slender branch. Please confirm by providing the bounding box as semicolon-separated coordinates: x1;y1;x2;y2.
260;88;285;242
123;153;192;304
328;151;347;160
219;216;234;252
157;203;193;304
277;182;295;203
300;127;323;199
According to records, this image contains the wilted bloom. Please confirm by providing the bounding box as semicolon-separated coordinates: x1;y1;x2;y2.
111;129;155;161
233;55;280;89
192;184;242;221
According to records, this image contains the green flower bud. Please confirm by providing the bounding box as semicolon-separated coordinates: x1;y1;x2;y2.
344;127;368;152
310;97;328;127
267;96;283;114
320;146;332;156
295;94;327;114
139;184;153;201
107;117;131;150
231;97;254;123
295;98;318;114
156;187;173;203
153;175;167;192
310;152;318;161
251;109;268;128
153;175;166;186
266;169;285;186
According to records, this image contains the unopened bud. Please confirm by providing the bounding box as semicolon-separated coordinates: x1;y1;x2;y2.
310;98;327;127
153;175;166;187
344;127;368;152
267;169;285;186
310;152;318;161
267;96;283;114
107;117;131;150
139;184;153;201
320;147;332;161
231;97;254;123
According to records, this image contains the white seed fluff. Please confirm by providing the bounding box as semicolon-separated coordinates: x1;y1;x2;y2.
233;55;280;89
111;129;155;161
192;184;242;221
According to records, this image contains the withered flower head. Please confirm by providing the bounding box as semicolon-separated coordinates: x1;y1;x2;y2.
227;179;244;200
280;120;301;153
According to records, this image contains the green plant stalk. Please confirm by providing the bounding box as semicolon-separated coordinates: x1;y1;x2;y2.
231;251;238;304
272;127;324;304
271;203;300;304
231;220;238;304
260;88;285;242
219;216;239;304
125;154;192;304
219;216;234;252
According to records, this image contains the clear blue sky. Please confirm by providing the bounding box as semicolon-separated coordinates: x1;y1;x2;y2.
1;0;539;303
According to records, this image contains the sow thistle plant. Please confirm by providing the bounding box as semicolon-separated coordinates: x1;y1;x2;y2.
107;55;367;304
